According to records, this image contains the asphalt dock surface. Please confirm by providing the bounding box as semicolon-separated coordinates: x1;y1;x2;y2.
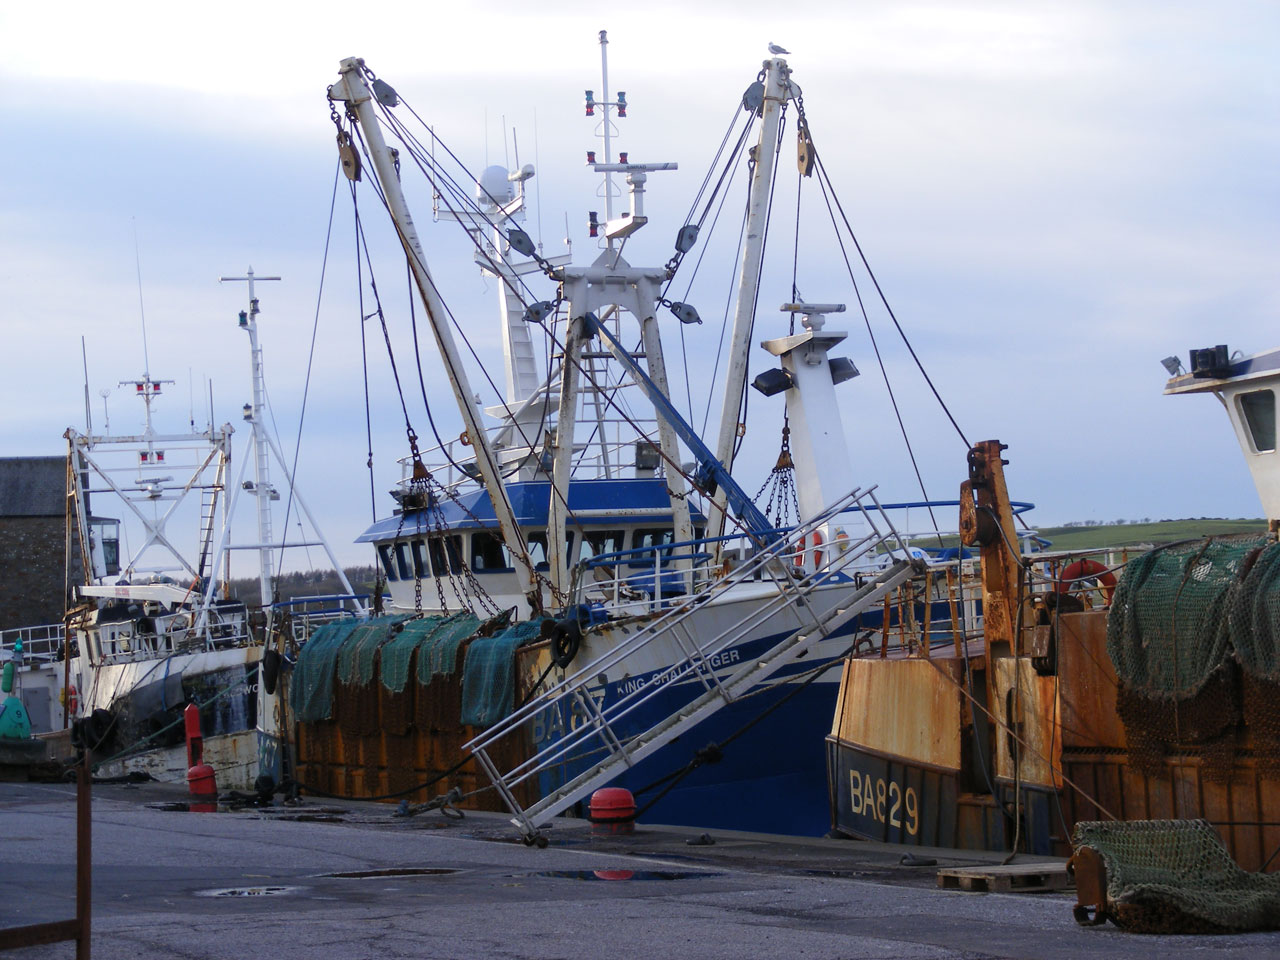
2;779;1276;959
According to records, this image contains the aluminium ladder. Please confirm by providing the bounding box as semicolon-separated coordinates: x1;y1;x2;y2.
465;486;923;843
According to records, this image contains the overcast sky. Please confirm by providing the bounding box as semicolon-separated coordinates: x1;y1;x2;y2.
2;0;1275;578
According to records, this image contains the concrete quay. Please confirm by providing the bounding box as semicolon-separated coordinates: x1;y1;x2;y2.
1;779;1276;959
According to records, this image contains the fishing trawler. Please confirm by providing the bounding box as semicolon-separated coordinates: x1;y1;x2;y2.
292;36;1023;838
826;346;1279;871
47;274;366;789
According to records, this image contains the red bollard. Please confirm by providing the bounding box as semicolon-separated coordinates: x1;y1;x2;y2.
184;703;218;812
589;787;636;835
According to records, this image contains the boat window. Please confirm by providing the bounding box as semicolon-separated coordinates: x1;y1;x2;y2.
428;536;464;576
576;529;625;564
377;544;398;582
1239;389;1276;453
526;532;550;571
471;532;514;572
524;531;574;570
394;542;412;581
630;527;675;567
410;540;430;579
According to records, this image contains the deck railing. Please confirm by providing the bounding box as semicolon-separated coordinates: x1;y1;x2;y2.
0;623;65;663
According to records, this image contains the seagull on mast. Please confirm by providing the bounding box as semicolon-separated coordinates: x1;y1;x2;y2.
768;42;791;55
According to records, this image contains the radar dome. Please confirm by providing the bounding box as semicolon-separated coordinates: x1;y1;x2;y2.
477;166;515;204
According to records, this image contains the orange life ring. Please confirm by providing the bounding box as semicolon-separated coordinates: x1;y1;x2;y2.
793;529;825;570
61;684;79;715
1054;558;1117;605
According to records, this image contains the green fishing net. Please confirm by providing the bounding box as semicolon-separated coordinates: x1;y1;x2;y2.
1108;535;1269;697
379;615;449;694
290;619;365;723
1106;535;1272;779
460;620;543;727
1073;819;1280;933
1229;542;1280;776
415;612;482;684
337;617;410;686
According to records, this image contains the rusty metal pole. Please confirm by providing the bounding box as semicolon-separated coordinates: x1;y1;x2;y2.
947;567;964;658
76;750;91;960
0;751;92;956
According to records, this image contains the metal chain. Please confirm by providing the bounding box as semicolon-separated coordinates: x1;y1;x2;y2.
751;423;798;529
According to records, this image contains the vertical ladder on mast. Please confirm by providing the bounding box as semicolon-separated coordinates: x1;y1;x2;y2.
464;486;922;843
195;485;220;584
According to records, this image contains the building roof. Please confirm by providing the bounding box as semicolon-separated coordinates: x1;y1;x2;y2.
0;457;65;517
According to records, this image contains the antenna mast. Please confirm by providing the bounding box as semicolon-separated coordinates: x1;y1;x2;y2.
132;221;152;378
216;267;365;617
219;267;281;607
599;30;615;227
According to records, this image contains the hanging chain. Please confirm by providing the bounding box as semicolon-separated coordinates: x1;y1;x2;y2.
751;421;799;530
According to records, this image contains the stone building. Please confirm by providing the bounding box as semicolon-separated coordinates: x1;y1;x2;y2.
0;457;78;630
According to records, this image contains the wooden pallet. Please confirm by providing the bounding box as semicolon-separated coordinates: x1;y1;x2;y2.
936;861;1071;893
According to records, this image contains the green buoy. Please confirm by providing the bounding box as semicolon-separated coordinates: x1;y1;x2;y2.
0;641;32;740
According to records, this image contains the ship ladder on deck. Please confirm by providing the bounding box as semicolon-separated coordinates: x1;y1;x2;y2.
464;486;923;843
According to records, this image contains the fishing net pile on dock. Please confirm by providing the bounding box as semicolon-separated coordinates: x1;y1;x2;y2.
1073;818;1280;933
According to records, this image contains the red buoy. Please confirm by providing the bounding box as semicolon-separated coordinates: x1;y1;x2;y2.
183;703;218;812
589;787;636;835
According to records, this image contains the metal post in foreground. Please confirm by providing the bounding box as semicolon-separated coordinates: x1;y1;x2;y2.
0;750;92;958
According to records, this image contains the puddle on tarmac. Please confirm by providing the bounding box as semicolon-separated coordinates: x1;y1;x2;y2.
195;886;301;898
320;868;459;879
522;870;723;882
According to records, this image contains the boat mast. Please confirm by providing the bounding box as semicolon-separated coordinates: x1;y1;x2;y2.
330;60;543;615
598;30;617;226
224;267;280;607
709;57;791;539
194;273;367;631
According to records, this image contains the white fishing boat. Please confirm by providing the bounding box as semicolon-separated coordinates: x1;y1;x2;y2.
40;274;367;790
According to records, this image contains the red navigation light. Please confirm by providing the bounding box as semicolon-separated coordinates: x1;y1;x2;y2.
588;211;599;238
586;151;596;164
618;152;628;164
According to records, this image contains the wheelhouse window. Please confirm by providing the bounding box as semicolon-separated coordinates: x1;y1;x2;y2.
526;532;550;570
410;540;430;579
576;529;625;564
427;535;464;576
1239;389;1276;453
525;531;574;570
630;527;675;567
394;542;412;581
471;532;514;572
377;544;398;582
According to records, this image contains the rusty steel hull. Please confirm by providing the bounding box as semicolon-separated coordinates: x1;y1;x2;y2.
826;739;960;846
825;609;1280;868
